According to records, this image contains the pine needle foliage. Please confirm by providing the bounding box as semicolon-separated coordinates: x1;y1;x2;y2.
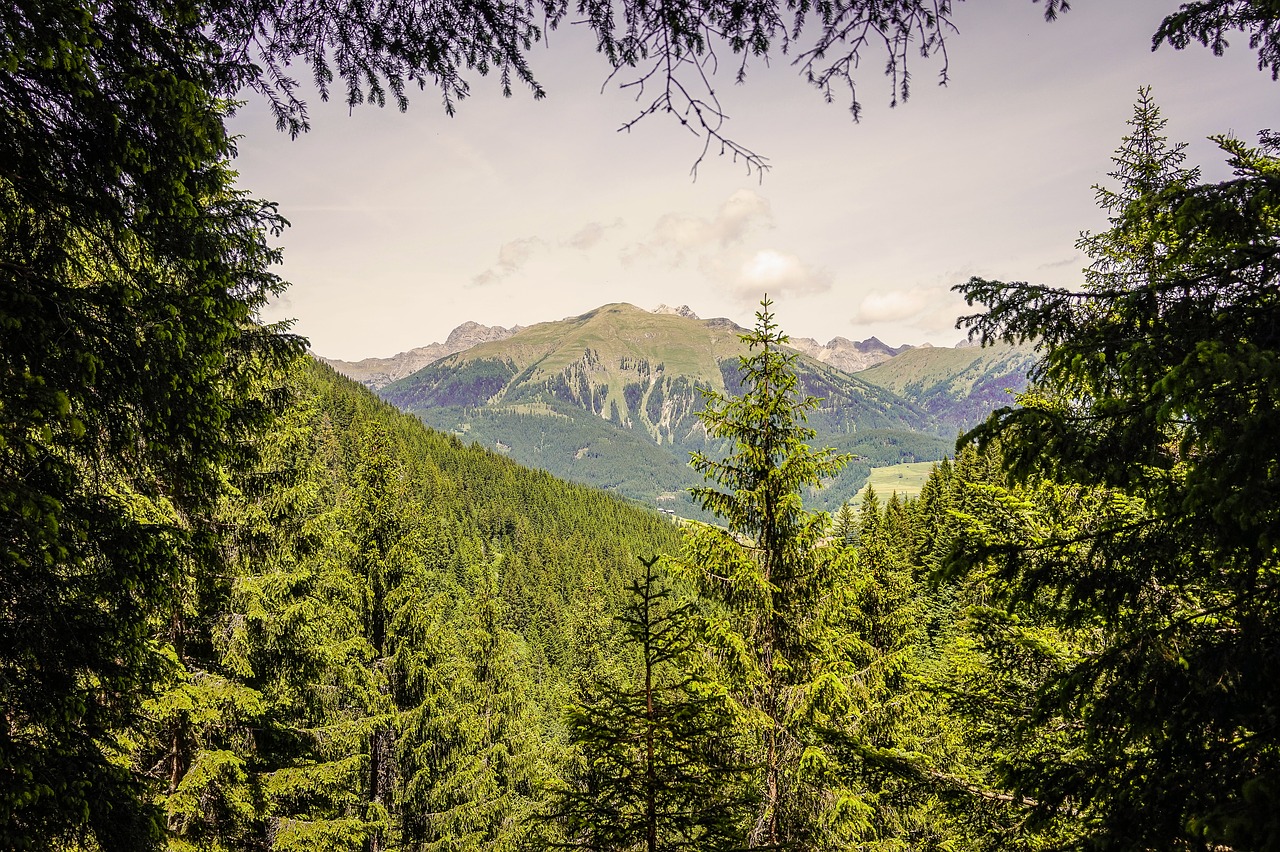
128;359;683;852
956;91;1280;850
542;556;752;852
677;298;859;849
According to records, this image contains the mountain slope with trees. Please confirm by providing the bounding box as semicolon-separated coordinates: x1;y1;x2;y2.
855;343;1036;435
379;303;950;515
8;0;1280;846
129;357;686;851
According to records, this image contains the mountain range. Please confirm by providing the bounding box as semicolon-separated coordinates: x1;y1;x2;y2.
653;304;918;373
319;320;522;388
316;302;1032;514
856;341;1037;433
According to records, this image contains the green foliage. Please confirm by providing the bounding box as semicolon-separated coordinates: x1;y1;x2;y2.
1;0;303;843
542;557;752;852
674;298;864;849
397;559;546;852
146;359;685;851
956;91;1280;850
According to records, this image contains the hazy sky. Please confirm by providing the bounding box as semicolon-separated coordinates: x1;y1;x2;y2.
229;2;1277;360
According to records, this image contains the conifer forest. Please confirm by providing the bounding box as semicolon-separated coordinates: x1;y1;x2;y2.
4;0;1280;850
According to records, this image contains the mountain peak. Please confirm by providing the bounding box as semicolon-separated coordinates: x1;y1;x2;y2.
444;320;522;348
786;335;912;373
321;321;520;389
652;304;700;320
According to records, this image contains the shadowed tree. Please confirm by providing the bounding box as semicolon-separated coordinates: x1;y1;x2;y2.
543;556;752;852
955;91;1280;850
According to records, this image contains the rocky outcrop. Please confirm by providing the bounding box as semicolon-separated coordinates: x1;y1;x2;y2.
652;304;700;320
320;321;521;389
786;336;917;373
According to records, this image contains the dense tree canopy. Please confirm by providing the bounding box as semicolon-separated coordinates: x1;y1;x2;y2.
6;0;1280;848
955;92;1280;850
1;0;302;841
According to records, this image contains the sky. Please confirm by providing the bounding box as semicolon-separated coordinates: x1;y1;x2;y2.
228;2;1278;361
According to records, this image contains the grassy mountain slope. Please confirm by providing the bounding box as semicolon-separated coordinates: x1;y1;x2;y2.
855;343;1037;435
381;303;950;514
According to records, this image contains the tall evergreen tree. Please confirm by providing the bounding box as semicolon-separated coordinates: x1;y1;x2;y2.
675;298;859;849
956;92;1280;849
833;502;859;546
398;555;546;852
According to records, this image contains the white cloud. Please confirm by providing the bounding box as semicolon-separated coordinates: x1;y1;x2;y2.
626;189;773;264
563;218;624;250
853;288;936;324
499;238;541;267
851;285;966;327
713;190;773;245
730;249;832;301
470;236;545;287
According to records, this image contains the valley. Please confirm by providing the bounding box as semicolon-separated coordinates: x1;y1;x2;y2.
324;302;1032;515
12;5;1277;846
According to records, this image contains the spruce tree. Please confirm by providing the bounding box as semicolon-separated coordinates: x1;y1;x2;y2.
543;556;751;852
957;92;1280;849
675;297;856;849
833;502;858;546
398;555;545;852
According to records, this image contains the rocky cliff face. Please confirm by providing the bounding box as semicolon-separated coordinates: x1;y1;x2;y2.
651;304;913;372
652;304;701;320
787;335;919;373
319;321;521;389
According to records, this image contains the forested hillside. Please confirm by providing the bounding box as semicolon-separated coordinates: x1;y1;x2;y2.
8;0;1280;846
380;303;950;515
127;358;686;849
1;331;1081;851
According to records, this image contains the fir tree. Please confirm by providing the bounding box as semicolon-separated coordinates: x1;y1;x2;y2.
676;297;857;849
543;556;751;852
957;92;1280;849
398;555;545;852
833;502;858;547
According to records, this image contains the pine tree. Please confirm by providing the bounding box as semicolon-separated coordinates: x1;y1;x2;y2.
209;372;399;852
833;502;858;546
874;446;1083;851
675;297;857;849
398;555;546;852
957;92;1280;849
543;556;751;852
